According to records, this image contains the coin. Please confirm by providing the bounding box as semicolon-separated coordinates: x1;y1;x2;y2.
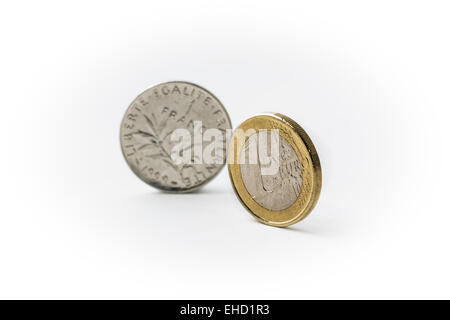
120;81;232;192
228;113;321;227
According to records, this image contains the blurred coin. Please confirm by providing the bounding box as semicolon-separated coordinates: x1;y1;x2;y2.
120;81;232;192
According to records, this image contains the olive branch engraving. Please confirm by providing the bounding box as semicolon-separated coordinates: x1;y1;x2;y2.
124;108;206;185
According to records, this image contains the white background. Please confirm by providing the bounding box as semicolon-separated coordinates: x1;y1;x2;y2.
1;0;449;299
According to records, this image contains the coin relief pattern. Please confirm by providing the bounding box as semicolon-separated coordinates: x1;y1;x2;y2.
239;133;302;211
120;82;231;192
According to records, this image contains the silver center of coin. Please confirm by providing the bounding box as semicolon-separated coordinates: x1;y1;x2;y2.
239;133;302;210
120;82;231;192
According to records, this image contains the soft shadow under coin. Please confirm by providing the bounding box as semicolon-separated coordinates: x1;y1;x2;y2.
130;188;232;210
247;215;330;235
155;186;230;195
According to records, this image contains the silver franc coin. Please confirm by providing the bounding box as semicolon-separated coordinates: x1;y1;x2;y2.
120;81;232;192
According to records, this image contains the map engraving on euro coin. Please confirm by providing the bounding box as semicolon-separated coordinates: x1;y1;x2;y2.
120;81;232;192
239;133;302;211
228;113;321;227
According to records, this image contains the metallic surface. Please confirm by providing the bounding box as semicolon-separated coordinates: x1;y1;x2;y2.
120;81;232;192
240;133;302;210
228;113;321;227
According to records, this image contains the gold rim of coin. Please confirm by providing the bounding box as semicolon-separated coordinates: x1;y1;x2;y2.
228;113;322;227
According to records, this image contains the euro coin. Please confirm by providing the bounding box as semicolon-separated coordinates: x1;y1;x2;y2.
228;113;321;227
